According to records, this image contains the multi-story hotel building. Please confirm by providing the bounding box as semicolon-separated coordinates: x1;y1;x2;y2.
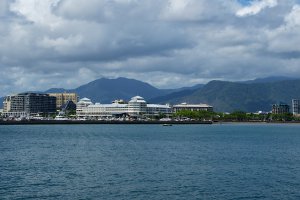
272;103;290;114
2;93;56;117
76;96;172;118
292;99;300;116
48;92;78;109
172;103;213;113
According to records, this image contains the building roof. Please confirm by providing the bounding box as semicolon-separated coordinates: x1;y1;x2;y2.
17;92;49;96
84;102;170;109
79;97;91;102
129;96;146;103
147;104;171;109
78;97;93;104
88;103;128;108
48;92;77;95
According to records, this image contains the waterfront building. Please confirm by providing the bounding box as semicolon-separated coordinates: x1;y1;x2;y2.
76;97;93;114
76;96;172;118
127;96;147;116
48;92;78;109
77;102;128;118
292;99;300;116
3;96;11;113
272;103;290;114
2;93;56;118
173;103;213;113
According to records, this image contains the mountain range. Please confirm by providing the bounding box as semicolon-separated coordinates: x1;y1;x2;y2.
45;77;172;103
151;79;300;112
1;76;300;112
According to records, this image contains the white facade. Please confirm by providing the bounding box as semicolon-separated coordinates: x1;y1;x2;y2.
77;103;128;118
3;96;11;112
173;102;213;112
76;96;171;118
128;96;147;116
2;112;28;118
146;104;172;116
76;98;93;112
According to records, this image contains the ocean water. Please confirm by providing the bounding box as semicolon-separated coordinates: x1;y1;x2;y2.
0;124;300;200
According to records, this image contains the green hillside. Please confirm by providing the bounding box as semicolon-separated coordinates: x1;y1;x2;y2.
156;80;300;112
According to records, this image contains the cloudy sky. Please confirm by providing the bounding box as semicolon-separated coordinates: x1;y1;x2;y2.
1;0;300;95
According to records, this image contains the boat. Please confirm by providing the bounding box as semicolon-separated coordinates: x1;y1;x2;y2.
162;124;173;126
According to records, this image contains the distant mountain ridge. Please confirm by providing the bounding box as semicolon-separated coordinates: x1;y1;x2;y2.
153;79;300;112
44;77;172;103
46;88;68;93
240;76;298;84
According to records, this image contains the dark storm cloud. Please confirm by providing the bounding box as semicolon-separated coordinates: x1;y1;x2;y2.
1;0;300;95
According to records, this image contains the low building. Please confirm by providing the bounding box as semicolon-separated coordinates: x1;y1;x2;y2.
77;102;129;118
76;96;172;118
146;104;172;116
48;92;78;109
173;103;213;113
272;104;290;114
2;93;56;118
292;99;300;116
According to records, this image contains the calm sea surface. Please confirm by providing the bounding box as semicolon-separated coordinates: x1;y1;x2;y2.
1;124;300;200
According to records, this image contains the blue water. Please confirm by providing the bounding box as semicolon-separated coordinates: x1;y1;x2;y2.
1;124;300;200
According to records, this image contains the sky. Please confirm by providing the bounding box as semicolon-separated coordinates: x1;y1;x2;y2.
1;0;300;95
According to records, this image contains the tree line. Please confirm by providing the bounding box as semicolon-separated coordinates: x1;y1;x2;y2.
172;110;300;122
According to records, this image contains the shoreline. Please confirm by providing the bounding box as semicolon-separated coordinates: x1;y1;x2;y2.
0;120;213;125
1;120;300;125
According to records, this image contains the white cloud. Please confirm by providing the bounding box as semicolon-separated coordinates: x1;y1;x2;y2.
236;0;278;17
267;5;300;53
10;0;62;28
161;0;238;21
284;4;300;26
